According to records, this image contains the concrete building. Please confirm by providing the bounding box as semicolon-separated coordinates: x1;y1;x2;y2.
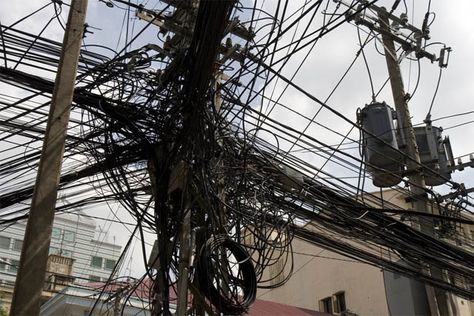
257;236;391;316
257;189;474;316
0;211;121;312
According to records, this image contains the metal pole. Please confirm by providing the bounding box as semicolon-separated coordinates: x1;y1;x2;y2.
378;8;450;316
10;1;87;315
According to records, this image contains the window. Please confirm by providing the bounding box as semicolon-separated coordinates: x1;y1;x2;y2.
334;292;346;313
49;247;59;255
104;259;116;270
51;227;61;239
0;236;10;250
91;256;103;268
13;239;23;252
49;247;72;257
89;275;101;282
63;230;75;243
319;297;333;314
60;249;73;257
0;259;7;271
10;259;19;273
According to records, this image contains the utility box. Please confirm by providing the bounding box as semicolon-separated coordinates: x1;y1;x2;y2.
414;125;453;186
360;102;403;187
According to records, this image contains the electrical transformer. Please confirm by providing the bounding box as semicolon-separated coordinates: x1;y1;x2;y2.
414;125;454;186
360;102;403;187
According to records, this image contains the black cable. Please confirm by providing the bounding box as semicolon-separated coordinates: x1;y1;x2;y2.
425;66;443;123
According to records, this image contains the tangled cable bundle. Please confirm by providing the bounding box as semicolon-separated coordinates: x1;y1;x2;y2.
0;1;473;314
196;235;257;315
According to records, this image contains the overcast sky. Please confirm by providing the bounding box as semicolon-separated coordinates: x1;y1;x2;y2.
1;0;473;278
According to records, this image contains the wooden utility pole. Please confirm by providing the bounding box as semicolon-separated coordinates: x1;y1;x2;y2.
378;8;450;316
9;1;87;315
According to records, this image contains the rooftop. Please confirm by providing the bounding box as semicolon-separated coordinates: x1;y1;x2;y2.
41;279;329;315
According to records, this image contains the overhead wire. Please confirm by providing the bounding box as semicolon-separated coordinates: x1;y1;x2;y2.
0;0;472;312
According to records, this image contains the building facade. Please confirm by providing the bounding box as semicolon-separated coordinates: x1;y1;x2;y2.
257;236;391;316
257;189;474;316
0;211;121;311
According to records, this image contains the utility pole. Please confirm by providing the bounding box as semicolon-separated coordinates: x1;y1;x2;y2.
135;1;251;314
136;0;253;315
9;0;87;315
378;8;450;316
172;162;192;316
176;206;191;315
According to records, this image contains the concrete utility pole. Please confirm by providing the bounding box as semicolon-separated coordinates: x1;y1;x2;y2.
10;0;87;315
135;1;250;314
176;198;191;315
378;8;450;316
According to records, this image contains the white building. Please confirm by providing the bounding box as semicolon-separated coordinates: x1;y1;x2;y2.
0;211;121;288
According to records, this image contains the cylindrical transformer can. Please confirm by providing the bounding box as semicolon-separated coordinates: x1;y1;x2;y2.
360;102;403;187
414;125;452;186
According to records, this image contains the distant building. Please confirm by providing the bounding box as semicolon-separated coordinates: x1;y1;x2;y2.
0;211;121;312
40;281;151;316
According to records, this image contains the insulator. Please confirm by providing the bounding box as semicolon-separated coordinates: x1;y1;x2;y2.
400;13;408;25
